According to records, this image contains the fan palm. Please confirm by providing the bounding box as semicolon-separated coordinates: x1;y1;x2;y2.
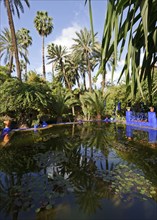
2;0;30;80
34;11;53;79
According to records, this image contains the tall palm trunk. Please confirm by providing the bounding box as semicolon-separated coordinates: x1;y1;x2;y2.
63;69;71;90
61;61;71;91
42;35;46;79
9;55;13;76
87;55;92;92
83;72;87;90
96;113;101;120
76;70;80;88
5;0;21;80
25;50;28;81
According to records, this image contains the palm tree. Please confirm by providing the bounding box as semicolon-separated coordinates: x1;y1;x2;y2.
34;11;53;79
64;54;81;89
52;88;78;123
0;28;27;76
80;90;109;120
71;28;99;92
0;28;14;76
2;0;30;80
19;59;26;80
17;28;32;81
47;43;72;90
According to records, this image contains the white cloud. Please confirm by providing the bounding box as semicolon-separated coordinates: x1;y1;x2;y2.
94;75;102;88
50;23;82;49
106;69;123;84
117;59;125;67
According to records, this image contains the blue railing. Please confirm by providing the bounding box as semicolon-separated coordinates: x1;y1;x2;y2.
130;111;148;122
126;111;157;128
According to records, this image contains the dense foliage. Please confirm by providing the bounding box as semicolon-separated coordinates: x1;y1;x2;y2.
1;1;157;129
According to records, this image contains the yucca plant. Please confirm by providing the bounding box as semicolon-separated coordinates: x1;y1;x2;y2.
86;0;157;103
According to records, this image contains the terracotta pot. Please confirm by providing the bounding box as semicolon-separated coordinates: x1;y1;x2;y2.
126;107;131;111
3;134;10;143
149;106;154;112
4;120;11;127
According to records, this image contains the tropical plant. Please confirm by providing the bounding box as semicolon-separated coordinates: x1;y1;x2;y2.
34;11;53;79
47;43;72;90
17;28;32;80
0;66;10;84
19;59;26;79
65;54;81;89
106;83;131;116
52;88;79;123
27;70;44;83
2;0;30;80
0;28;27;76
0;78;53;126
80;90;109;120
100;0;157;102
71;27;99;92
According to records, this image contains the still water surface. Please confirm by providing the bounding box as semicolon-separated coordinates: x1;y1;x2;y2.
0;122;157;220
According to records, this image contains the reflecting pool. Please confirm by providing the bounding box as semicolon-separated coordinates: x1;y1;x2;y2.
0;122;157;220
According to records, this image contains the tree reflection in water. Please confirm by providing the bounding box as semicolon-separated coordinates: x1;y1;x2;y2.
0;122;157;220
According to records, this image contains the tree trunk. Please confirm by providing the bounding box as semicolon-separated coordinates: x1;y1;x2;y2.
42;35;46;79
25;50;27;81
83;72;87;90
52;65;55;81
96;113;101;120
5;0;21;80
57;116;62;123
76;71;80;89
61;61;71;91
63;69;71;90
9;55;13;76
87;55;92;92
72;106;75;116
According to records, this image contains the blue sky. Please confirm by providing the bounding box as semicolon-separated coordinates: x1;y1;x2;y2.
0;0;123;85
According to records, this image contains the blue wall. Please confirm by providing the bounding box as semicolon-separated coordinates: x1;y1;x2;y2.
126;111;157;128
